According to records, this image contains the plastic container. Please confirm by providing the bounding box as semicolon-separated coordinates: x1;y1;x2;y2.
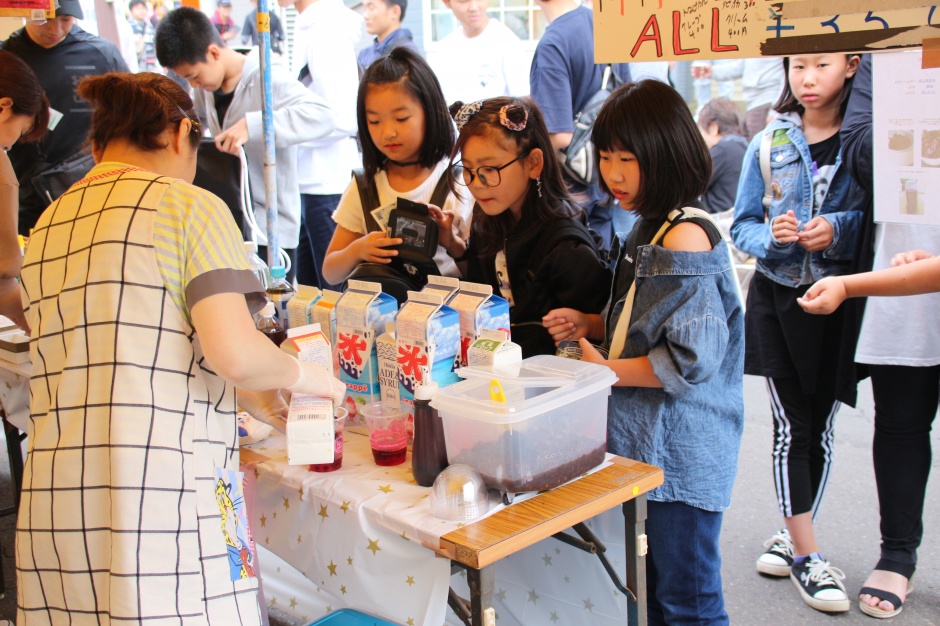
256;302;286;347
266;266;295;331
305;608;401;625
244;240;271;290
411;382;448;487
430;464;489;521
431;355;617;493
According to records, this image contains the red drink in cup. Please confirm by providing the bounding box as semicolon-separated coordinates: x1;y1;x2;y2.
310;408;348;473
361;401;408;466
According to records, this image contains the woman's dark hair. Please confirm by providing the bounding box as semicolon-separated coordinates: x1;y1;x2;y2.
0;50;50;143
449;97;580;258
697;97;742;136
155;6;224;68
774;55;860;118
357;46;454;180
592;80;711;220
77;72;201;152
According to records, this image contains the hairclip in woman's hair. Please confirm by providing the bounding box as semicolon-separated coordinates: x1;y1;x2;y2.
454;100;484;132
499;104;528;132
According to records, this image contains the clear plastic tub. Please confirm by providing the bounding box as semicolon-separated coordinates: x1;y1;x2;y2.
430;355;617;492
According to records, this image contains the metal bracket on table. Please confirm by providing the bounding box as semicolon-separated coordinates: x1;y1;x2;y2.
448;561;496;626
552;521;638;604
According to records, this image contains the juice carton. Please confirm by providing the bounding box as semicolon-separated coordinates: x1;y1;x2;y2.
282;323;332;376
311;288;342;378
287;285;321;329
421;275;460;302
396;291;461;431
335;281;398;427
376;322;399;407
447;282;511;367
467;329;522;370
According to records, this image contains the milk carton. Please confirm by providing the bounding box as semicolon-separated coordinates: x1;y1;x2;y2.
467;329;522;370
421;275;460;302
447;282;511;367
376;322;399;407
311;288;342;377
282;323;332;376
335;281;398;427
287;285;321;329
396;291;461;430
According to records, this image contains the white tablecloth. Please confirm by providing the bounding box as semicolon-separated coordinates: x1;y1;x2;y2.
0;357;29;431
244;432;633;626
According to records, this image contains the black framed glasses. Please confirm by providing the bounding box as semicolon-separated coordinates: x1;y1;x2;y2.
451;150;531;187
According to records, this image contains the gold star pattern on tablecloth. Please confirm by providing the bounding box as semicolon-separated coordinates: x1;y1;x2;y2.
347;556;353;565
549;611;559;623
378;484;393;493
298;485;305;502
327;560;337;576
282;497;290;510
296;534;302;544
528;589;539;604
406;575;415;587
341;500;351;513
496;589;507;602
340;585;347;595
367;538;381;555
563;575;570;583
259;514;266;528
406;619;415;626
264;536;269;545
272;510;277;519
542;553;552;566
289;598;297;609
318;504;329;519
583;598;595;612
400;531;409;541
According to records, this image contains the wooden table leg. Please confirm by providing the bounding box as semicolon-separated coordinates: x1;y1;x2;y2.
466;564;495;626
624;496;648;626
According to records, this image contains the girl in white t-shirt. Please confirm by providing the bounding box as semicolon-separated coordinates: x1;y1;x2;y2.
322;47;472;285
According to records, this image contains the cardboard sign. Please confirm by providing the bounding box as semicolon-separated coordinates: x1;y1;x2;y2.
595;0;937;63
0;0;54;19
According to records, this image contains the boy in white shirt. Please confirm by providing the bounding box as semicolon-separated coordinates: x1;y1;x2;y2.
432;0;530;106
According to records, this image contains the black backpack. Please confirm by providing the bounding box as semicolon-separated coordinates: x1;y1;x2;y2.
560;65;623;187
342;168;450;304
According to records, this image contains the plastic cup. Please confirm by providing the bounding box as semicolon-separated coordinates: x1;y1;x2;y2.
360;402;408;466
309;408;348;473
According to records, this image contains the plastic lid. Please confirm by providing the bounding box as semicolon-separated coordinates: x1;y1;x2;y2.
243;241;258;253
270;266;286;279
414;381;439;401
430;464;490;521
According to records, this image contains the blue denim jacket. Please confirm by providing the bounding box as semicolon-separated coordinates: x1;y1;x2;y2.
730;112;865;287
604;239;745;511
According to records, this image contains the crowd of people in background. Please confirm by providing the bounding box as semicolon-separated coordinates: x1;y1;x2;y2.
1;0;937;624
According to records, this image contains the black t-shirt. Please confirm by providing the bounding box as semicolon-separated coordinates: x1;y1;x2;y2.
702;135;748;214
214;89;236;128
808;132;840;213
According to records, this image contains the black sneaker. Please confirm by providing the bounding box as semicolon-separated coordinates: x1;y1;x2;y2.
756;529;794;577
790;556;849;613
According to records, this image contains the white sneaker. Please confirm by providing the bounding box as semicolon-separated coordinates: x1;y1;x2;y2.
756;528;795;577
790;556;850;613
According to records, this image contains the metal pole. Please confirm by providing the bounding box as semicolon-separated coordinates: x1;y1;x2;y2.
256;0;280;269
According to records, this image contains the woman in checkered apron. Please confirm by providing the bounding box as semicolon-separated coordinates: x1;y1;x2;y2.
16;72;345;624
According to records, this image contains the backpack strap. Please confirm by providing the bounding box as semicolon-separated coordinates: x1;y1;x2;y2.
352;167;382;233
429;171;451;210
759;130;773;211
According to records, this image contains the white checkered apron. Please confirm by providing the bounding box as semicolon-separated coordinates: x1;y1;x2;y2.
17;169;262;624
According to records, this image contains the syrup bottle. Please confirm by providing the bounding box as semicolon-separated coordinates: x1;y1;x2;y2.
256;302;287;347
412;382;448;487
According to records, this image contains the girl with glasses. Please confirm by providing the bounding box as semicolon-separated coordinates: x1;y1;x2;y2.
440;97;610;356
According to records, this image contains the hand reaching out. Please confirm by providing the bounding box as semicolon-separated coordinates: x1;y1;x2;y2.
797;276;847;315
356;231;402;264
214;118;249;156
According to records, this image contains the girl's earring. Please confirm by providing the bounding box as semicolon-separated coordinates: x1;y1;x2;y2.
536;177;543;198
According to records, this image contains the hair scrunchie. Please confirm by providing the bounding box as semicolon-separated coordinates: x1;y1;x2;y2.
454;100;485;132
499;104;527;132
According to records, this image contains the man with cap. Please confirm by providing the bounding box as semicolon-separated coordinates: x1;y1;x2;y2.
1;0;128;235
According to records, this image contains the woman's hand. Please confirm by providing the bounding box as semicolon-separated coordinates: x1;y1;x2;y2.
355;231;402;264
798;216;834;252
0;279;28;333
771;210;801;244
237;388;289;433
543;308;592;343
797;276;847;315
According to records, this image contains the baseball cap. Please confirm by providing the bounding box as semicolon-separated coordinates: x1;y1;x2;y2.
55;0;84;19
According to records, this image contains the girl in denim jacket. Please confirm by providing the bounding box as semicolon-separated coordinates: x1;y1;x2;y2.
543;80;744;626
731;54;863;615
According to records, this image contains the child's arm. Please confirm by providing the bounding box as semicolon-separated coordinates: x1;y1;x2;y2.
321;227;403;286
578;338;663;388
798;250;940;314
427;204;467;261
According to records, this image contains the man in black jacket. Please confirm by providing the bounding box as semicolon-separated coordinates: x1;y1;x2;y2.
2;0;128;235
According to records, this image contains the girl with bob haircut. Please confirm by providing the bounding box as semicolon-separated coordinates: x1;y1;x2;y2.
16;71;343;624
0;49;49;332
322;46;473;286
731;53;863;615
439;96;610;356
544;79;745;625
